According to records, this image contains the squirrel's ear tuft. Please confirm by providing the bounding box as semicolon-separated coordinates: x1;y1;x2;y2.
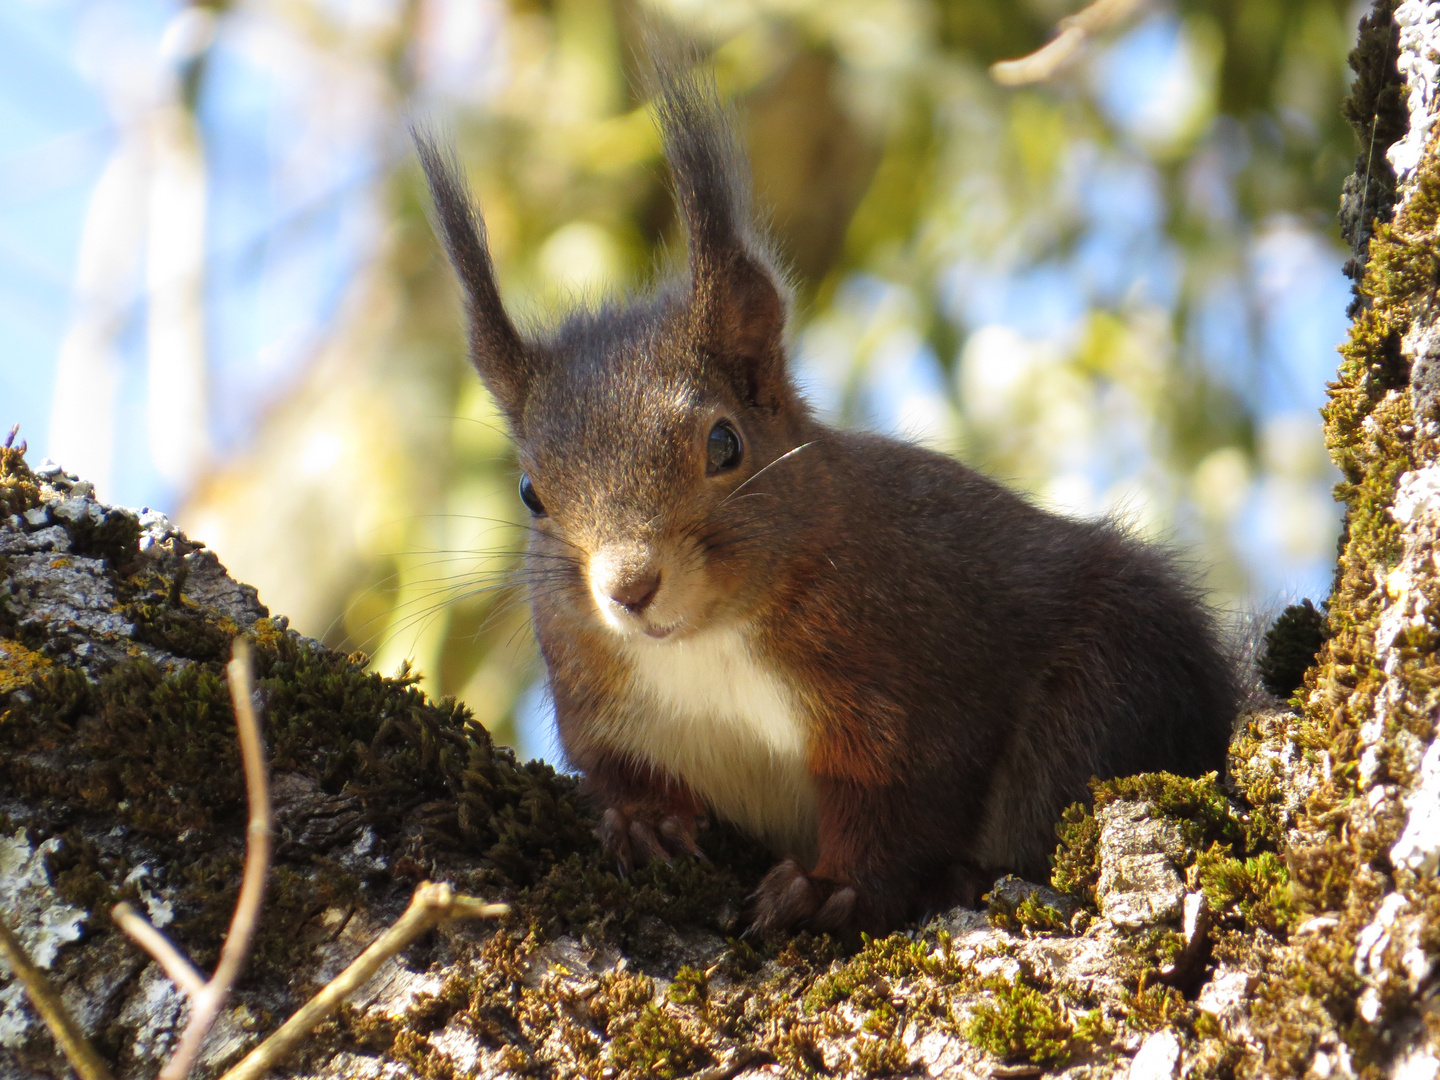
414;129;537;427
653;62;790;406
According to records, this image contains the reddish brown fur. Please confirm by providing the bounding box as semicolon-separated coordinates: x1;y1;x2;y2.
414;64;1240;935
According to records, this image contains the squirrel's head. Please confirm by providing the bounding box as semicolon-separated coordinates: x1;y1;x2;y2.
418;66;815;643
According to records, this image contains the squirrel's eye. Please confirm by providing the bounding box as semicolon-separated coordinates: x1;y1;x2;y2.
706;420;743;474
519;474;547;517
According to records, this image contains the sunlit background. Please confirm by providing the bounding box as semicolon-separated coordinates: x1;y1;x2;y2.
1;0;1362;759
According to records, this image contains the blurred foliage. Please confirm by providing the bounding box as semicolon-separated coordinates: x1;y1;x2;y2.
179;0;1366;754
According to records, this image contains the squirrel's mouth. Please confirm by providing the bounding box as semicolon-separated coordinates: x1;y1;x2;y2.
586;544;715;643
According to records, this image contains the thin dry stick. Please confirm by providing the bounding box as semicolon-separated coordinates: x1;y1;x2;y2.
219;882;508;1080
0;914;116;1080
110;903;206;998
989;0;1147;86
694;1045;770;1080
112;637;273;1080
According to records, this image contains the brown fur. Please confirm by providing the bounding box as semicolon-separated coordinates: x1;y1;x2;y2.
414;64;1240;934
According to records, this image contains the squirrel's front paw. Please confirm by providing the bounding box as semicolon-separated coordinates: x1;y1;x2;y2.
598;807;707;875
746;857;863;935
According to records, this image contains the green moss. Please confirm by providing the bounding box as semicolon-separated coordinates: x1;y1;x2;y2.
666;965;708;1006
851;1032;912;1076
1051;801;1102;905
1226;712;1322;852
1129;927;1187;970
804;931;964;1011
1122;981;1192;1036
119;568;236;662
1012;893;1067;933
986;879;1070;934
962;975;1072;1067
0;442;40;518
608;1003;712;1079
768;1020;831;1076
512;830;769;947
64;509;142;571
1072;1007;1115;1048
861;999;899;1035
1195;847;1296;936
717;936;765;978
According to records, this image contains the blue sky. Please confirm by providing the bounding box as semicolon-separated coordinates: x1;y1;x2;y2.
0;3;110;456
0;0;376;511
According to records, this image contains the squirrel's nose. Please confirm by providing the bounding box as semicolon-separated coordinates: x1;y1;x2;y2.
610;570;661;614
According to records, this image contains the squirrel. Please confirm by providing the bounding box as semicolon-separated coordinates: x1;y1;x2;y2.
415;64;1241;935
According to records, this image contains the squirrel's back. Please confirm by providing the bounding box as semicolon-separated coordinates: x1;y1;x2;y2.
742;429;1238;882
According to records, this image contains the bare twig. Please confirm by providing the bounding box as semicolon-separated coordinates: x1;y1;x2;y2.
694;1045;771;1080
112;637;273;1080
0;912;116;1080
110;903;206;999
219;882;508;1080
989;0;1147;86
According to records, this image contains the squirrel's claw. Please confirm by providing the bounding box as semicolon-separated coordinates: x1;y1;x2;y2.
598;807;707;874
747;858;870;935
812;885;858;931
658;814;708;862
598;808;635;876
746;856;823;934
628;819;672;866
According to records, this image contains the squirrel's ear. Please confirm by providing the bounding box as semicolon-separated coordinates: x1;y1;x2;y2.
414;131;537;427
654;64;790;405
699;253;786;394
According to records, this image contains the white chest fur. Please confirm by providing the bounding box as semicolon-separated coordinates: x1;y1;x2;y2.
609;626;819;861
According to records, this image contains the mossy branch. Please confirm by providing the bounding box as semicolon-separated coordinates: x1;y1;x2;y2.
10;637;509;1080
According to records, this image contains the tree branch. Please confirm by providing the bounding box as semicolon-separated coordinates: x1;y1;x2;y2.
990;0;1147;86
